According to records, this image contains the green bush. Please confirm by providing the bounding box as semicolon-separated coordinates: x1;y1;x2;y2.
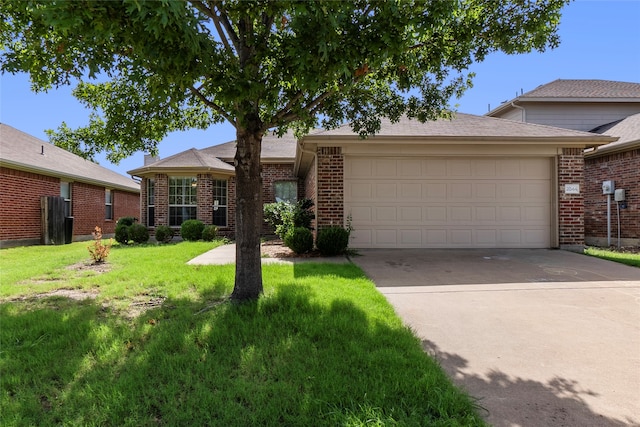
116;216;137;227
114;223;130;244
316;226;350;256
202;225;218;242
284;227;313;254
128;223;149;244
263;199;314;238
154;225;174;243
181;219;205;241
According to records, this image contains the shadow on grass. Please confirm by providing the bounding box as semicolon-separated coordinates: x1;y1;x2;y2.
422;339;635;427
1;285;484;426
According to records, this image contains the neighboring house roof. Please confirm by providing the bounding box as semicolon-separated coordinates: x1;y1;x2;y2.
487;79;640;116
0;123;139;193
586;113;640;157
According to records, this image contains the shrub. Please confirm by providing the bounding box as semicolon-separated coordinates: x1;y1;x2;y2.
316;226;350;256
264;199;314;238
128;223;149;244
116;216;137;227
154;225;174;243
284;227;313;254
181;219;205;241
87;226;113;263
114;223;130;244
202;225;218;242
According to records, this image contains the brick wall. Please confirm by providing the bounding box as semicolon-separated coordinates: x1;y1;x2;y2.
0;166;139;246
558;148;585;247
261;163;296;204
197;173;214;224
0;167;59;246
315;147;344;229
585;148;639;246
154;174;169;226
303;159;317;231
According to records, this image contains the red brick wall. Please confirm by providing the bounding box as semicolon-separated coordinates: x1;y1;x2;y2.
304;159;317;231
315;147;344;229
261;163;296;204
0;167;59;245
558;148;585;247
0;166;139;246
585;148;639;245
154;174;169;226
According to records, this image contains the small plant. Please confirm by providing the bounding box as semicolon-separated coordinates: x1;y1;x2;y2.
87;226;113;263
181;219;205;241
202;225;218;242
154;225;174;243
114;223;130;244
116;216;137;227
316;226;350;256
284;227;314;254
264;199;314;238
128;223;149;244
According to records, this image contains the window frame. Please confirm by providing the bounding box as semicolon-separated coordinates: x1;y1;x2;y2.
274;180;298;203
168;176;198;226
60;181;72;217
212;179;228;227
105;189;113;220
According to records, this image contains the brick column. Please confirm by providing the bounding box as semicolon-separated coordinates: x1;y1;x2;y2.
155;174;168;226
316;147;344;229
558;148;585;249
197;174;213;225
140;177;148;226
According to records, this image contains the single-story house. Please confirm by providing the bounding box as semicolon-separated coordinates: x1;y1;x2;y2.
487;79;640;247
129;113;614;250
0;124;140;248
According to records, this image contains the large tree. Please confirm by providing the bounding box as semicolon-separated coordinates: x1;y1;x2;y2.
1;0;568;301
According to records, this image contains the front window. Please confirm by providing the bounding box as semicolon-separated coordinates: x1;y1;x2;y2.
147;179;155;227
274;181;297;203
60;182;71;217
212;179;228;227
169;176;197;226
105;189;113;220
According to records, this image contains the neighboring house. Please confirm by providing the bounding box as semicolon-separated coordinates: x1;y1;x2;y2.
487;79;640;246
0;124;140;248
130;114;613;250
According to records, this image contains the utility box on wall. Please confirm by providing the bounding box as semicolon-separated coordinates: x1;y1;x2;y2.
602;180;615;195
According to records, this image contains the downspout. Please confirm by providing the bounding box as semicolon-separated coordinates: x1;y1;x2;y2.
511;101;526;122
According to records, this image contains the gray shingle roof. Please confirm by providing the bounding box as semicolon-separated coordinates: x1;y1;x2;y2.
200;130;298;161
520;79;640;99
310;113;612;139
587;113;640;157
128;148;235;176
1;123;139;192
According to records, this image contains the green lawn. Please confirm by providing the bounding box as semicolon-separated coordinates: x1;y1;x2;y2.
584;247;640;268
0;241;485;426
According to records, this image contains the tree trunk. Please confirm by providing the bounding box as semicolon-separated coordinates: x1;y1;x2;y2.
230;122;264;301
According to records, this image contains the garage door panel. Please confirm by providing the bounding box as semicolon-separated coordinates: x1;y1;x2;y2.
345;156;552;248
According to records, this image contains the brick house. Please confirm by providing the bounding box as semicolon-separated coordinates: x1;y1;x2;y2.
0;124;140;248
131;114;613;250
487;79;640;246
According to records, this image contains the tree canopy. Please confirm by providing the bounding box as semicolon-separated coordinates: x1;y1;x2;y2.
1;0;569;300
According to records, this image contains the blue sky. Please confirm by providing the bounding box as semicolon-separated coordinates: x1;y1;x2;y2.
1;0;639;178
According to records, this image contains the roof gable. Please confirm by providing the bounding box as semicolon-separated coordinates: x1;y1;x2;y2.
0;123;139;192
587;113;640;157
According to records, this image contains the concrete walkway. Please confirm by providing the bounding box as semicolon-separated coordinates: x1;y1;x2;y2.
187;243;349;265
351;249;640;427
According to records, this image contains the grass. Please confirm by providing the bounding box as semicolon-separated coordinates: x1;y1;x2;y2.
584;247;640;267
0;241;486;426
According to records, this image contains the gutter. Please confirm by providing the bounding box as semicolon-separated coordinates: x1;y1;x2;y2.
511;101;526;122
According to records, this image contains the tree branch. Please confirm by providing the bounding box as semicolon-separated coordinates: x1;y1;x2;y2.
189;86;236;127
212;1;240;53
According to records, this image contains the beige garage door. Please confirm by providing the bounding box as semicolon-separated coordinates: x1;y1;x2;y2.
345;157;552;248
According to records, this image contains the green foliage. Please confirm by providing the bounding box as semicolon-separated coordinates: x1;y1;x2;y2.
128;223;150;244
201;225;218;242
264;199;315;239
584;247;640;267
316;226;350;256
154;225;174;244
114;223;130;244
180;219;205;241
283;227;314;254
116;217;137;227
86;226;113;263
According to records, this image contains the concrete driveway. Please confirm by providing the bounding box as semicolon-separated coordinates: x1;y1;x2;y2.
351;249;640;427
